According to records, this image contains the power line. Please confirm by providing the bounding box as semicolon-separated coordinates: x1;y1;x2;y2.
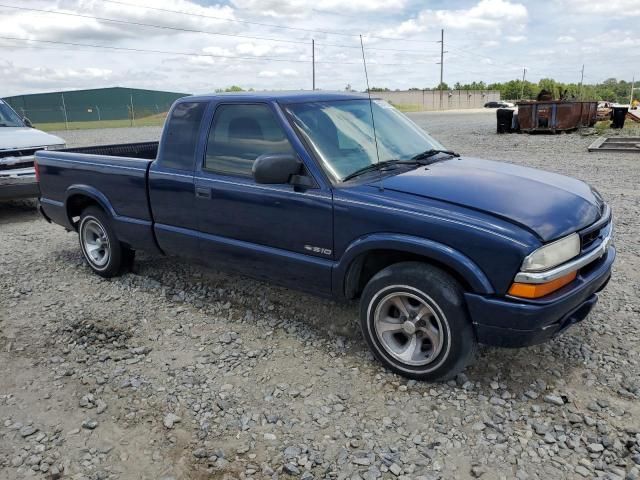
91;0;441;44
0;36;432;67
0;3;438;55
0;4;313;47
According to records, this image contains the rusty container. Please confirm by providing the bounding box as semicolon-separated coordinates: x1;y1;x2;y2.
516;101;598;133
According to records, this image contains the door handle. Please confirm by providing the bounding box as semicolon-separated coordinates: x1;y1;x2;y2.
195;187;211;199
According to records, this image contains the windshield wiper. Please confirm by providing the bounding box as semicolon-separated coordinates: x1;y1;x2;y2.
341;159;406;182
0;123;11;127
410;149;460;162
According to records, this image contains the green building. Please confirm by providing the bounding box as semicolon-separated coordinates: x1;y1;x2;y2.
2;87;190;124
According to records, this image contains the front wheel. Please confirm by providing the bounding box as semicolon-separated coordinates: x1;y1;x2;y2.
360;262;477;381
78;206;133;278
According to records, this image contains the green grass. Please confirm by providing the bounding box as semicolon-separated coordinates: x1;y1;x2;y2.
34;113;167;132
594;118;640;135
390;103;424;113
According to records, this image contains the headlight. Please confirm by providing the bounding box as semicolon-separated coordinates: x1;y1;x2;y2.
521;233;580;272
45;144;66;151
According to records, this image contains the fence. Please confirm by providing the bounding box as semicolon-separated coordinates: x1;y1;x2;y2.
374;90;501;111
3;87;189;130
11;102;175;129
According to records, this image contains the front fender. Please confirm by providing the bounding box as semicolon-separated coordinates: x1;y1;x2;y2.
333;233;495;298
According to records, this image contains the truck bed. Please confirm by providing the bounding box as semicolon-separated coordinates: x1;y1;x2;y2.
61;141;158;159
36;142;158;253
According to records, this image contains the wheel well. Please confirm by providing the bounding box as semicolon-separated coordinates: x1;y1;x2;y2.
66;195;102;230
344;249;472;300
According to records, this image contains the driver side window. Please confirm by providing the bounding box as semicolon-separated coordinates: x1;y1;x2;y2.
205;104;295;177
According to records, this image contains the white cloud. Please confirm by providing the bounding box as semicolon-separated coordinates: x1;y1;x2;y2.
235;42;274;56
0;0;637;97
257;68;300;78
231;0;406;17
378;0;528;39
560;0;640;16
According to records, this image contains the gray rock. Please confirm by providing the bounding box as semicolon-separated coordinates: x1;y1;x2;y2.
20;425;38;437
81;418;98;430
389;463;402;476
284;463;300;474
471;465;486;478
587;443;604;453
543;394;564;406
96;399;108;414
193;448;208;458
163;413;181;429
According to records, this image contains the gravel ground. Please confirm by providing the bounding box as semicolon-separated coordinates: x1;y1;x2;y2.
1;110;639;480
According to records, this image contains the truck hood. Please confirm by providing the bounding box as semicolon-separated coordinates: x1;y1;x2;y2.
380;157;602;242
0;127;65;152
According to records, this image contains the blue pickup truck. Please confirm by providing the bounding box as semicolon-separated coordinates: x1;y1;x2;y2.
36;91;615;381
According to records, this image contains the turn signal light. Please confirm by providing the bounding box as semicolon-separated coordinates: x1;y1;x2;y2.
34;160;40;182
508;271;577;299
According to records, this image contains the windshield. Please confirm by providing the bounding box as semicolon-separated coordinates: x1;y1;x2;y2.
285;99;444;182
0;100;25;127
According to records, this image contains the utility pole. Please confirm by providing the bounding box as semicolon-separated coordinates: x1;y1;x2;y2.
61;93;69;130
312;39;315;90
437;29;446;110
579;64;584;100
520;67;527;100
630;75;635;106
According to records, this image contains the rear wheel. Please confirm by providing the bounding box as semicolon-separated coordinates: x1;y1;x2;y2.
78;206;132;278
360;262;477;381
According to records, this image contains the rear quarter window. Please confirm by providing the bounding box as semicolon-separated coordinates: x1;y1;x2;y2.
160;101;207;170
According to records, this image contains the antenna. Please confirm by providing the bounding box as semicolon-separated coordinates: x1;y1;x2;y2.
359;34;383;190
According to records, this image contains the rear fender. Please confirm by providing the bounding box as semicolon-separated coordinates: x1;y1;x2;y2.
65;184;117;225
64;184;161;254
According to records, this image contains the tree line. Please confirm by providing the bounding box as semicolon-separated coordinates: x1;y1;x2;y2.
367;78;636;103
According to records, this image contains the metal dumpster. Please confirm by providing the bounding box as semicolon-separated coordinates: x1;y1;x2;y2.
516;101;598;133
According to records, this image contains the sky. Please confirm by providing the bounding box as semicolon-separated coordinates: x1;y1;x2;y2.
1;0;640;96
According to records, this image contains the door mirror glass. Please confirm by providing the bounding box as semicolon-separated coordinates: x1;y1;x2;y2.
253;153;301;184
23;117;33;128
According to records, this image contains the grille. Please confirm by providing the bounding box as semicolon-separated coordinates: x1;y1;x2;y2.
581;228;601;250
0;158;34;171
579;205;611;252
0;148;39;159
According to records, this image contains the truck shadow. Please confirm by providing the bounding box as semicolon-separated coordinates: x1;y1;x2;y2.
0;199;39;225
131;251;360;340
124;250;590;391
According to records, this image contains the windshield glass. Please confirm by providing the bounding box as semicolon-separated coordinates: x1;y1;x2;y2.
285;99;444;182
0;100;25;127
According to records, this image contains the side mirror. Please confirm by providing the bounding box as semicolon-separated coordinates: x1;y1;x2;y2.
23;117;33;128
253;153;302;184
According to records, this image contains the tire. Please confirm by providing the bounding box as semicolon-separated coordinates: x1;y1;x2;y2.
360;261;477;382
78;206;131;278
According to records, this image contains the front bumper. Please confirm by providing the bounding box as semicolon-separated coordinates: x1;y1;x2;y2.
0;169;39;200
465;245;615;348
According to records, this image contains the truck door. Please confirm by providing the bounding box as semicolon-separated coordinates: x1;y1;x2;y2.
148;101;207;257
194;102;334;294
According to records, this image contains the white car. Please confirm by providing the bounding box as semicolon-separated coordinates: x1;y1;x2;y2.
0;99;65;200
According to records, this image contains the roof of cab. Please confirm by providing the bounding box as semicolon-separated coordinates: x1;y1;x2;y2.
182;90;371;104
